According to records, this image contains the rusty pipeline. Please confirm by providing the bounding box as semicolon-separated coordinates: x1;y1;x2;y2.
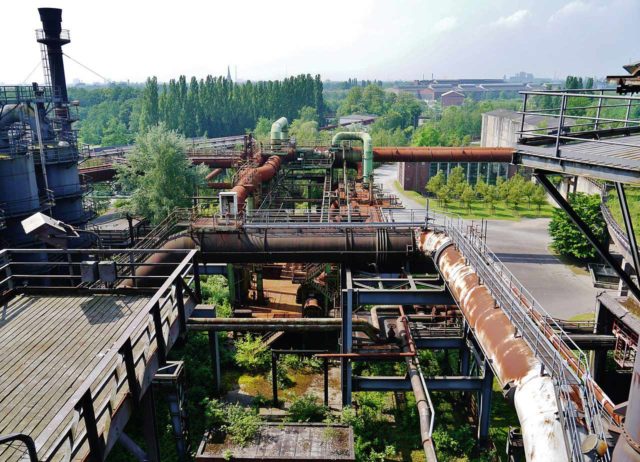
187;316;381;342
332;146;514;164
231;155;282;209
419;230;570;462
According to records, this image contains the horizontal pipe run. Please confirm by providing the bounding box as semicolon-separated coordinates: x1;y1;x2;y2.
334;146;514;164
353;375;484;392
187;317;381;342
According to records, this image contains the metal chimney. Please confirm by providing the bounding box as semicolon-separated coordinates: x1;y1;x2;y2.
37;7;70;103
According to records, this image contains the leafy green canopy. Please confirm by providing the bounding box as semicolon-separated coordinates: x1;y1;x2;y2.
115;124;207;224
549;193;607;259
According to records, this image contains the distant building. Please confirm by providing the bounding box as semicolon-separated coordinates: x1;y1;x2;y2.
480;109;573;148
338;114;378;127
441;90;465;107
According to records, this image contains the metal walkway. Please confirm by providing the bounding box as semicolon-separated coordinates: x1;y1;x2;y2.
515;89;640;184
0;248;199;461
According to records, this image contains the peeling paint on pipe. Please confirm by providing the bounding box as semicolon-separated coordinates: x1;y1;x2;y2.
418;230;569;462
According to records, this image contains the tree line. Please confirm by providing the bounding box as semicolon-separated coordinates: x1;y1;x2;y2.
426;166;548;213
138;74;325;138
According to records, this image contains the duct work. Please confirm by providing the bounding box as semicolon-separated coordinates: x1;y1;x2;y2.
418;230;570;462
332;132;373;183
229;155;282;211
270;117;289;148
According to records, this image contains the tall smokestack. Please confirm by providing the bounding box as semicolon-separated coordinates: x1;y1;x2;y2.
37;8;70;103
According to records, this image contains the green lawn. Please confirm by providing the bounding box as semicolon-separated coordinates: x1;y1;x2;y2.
606;186;640;241
393;181;555;220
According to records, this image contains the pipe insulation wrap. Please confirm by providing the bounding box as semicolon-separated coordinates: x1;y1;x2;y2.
418;230;569;462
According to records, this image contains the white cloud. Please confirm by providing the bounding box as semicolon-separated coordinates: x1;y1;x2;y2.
492;9;530;27
548;1;591;22
433;16;458;34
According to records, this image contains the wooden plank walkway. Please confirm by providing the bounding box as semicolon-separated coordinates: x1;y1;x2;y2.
0;293;151;461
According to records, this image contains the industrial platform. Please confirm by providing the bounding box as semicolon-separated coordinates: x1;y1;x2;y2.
0;293;151;460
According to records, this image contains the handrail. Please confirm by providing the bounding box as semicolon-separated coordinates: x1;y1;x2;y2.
0;433;38;462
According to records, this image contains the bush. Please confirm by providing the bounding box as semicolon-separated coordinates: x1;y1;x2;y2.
201;275;232;318
282;354;323;373
549;192;606;259
287;394;328;422
234;334;270;371
203;398;263;446
224;403;262;446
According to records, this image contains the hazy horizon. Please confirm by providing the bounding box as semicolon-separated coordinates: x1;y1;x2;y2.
2;0;638;85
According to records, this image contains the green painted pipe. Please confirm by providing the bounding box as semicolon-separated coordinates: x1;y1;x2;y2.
331;132;373;183
270;117;289;147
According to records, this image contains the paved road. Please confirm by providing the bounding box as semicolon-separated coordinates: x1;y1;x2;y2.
375;163;600;319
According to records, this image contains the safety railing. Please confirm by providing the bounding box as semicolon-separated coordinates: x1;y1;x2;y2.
517;89;640;158
433;215;610;461
0;434;38;462
239;208;428;229
0;84;58;104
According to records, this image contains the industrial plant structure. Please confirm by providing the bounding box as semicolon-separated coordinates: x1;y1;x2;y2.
1;8;640;462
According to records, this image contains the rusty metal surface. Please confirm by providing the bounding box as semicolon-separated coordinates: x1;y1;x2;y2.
419;231;570;462
370;146;514;163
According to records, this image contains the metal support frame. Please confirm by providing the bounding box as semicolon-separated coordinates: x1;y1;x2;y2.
141;388;160;462
536;171;640;301
477;361;494;443
154;362;189;462
353;375;485;392
614;182;640;275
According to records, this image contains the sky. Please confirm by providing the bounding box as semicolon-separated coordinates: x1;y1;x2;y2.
1;0;639;85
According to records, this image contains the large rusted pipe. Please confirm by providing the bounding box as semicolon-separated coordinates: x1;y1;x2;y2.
231;155;282;210
418;230;569;462
335;146;514;164
206;168;224;181
195;228;415;264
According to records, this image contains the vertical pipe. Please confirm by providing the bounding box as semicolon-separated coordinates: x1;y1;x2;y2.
272;352;279;407
141;388;160;462
208;329;221;395
324;358;329;407
341;284;354;406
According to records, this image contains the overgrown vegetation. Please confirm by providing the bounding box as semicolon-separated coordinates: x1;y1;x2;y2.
286;394;328;423
234;334;271;371
203;398;263;446
549;192;606;259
